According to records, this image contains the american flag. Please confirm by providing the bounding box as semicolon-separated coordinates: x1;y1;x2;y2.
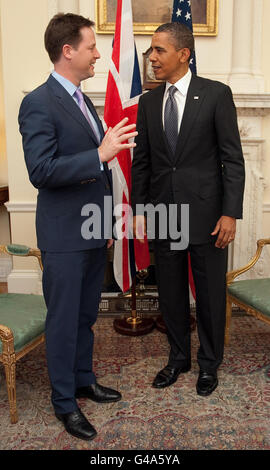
172;0;197;300
172;0;197;74
104;0;150;292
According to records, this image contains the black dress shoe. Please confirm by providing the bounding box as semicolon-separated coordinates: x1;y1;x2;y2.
196;370;218;396
152;364;191;388
75;383;122;403
55;409;97;440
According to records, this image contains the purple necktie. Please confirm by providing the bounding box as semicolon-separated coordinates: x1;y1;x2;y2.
74;88;100;142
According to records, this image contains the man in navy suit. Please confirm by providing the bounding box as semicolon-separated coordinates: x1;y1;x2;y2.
132;23;245;396
19;13;137;441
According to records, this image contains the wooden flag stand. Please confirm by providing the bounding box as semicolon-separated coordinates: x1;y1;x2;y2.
113;276;155;336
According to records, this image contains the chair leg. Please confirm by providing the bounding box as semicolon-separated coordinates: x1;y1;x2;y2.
225;294;233;346
4;358;18;424
2;338;18;424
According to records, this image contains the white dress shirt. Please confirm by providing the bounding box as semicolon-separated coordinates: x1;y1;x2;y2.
162;68;192;132
51;70;103;170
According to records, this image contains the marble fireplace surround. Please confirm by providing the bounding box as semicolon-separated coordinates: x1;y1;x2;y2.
230;93;270;279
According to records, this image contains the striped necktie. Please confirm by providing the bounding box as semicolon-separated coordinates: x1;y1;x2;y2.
164;85;179;154
74;88;100;142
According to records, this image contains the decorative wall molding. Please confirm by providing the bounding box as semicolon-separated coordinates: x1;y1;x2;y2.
87;91;270;111
5;202;37;212
234;94;270;119
264;203;270;213
0;257;12;282
7;270;42;295
234;93;270;108
5;200;270;214
85;91;106;107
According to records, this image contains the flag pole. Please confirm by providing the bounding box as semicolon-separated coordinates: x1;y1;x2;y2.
113;275;155;336
105;0;153;335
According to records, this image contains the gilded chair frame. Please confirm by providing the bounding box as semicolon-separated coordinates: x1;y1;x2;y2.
0;244;44;424
225;238;270;346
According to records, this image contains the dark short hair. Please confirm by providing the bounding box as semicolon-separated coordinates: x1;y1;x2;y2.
44;13;95;63
155;22;194;60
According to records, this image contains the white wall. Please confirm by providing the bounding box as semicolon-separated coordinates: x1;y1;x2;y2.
0;8;11;280
262;0;270;232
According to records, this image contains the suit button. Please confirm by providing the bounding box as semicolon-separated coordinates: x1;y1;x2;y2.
172;167;176;172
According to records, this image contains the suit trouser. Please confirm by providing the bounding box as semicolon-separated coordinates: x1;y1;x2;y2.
41;246;107;414
154;239;228;372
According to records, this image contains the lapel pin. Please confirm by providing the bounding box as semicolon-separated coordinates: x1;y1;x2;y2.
194;96;199;100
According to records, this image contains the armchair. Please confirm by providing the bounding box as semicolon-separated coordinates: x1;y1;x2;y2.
0;244;46;423
225;238;270;345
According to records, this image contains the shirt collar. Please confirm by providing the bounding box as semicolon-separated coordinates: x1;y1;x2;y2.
51;70;78;97
165;68;192;97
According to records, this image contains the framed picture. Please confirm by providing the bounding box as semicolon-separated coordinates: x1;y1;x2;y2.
143;48;163;90
96;0;218;36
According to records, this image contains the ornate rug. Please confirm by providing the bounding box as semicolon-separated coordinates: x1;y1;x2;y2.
0;315;270;450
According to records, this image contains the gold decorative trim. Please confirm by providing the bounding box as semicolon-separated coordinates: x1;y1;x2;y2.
227;295;270;326
0;324;14;342
15;334;45;362
0;244;43;270
226;239;270;285
96;0;218;36
225;238;270;345
0;245;44;423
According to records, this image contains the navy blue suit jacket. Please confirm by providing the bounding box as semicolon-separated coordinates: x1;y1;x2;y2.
19;75;112;252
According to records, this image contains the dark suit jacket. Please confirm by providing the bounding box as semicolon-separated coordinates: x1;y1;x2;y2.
19;75;112;252
131;75;245;244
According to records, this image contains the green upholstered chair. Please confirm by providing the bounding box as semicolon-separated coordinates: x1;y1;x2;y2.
225;238;270;345
0;244;46;423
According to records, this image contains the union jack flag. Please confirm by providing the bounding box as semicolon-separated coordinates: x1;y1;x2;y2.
104;0;150;292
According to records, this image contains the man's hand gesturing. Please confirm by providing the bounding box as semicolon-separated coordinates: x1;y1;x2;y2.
98;117;138;162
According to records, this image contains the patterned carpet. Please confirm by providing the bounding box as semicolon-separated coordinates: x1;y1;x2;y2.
0;314;270;450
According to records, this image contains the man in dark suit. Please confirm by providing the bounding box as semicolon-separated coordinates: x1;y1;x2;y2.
19;13;137;441
132;23;245;396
